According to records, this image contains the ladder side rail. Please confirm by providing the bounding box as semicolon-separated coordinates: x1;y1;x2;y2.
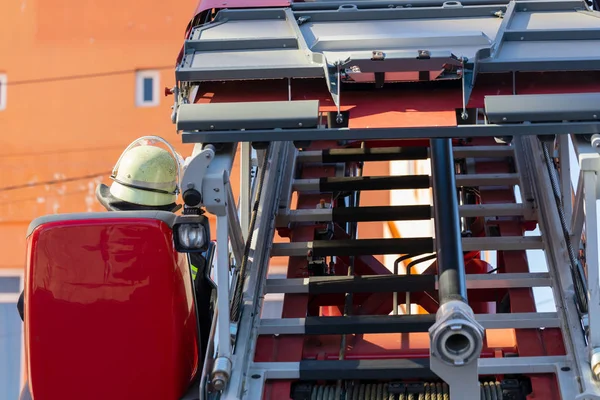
220;142;291;400
561;134;600;377
572;134;600;375
558;135;573;223
520;135;600;399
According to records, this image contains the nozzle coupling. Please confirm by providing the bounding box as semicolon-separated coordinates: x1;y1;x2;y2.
429;300;484;367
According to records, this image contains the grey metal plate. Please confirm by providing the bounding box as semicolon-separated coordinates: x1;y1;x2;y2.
181;121;600;143
192;19;296;41
176;100;321;131
485;93;600;123
176;0;600;83
300;17;499;54
491;40;600;68
508;10;600;30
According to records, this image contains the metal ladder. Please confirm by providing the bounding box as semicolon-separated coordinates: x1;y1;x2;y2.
198;135;599;400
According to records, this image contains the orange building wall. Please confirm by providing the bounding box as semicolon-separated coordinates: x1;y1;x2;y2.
0;1;200;270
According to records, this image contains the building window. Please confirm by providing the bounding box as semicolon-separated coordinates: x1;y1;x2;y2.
0;270;23;400
135;70;160;107
0;74;7;111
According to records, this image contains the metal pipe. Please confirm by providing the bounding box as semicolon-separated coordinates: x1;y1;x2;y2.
428;140;483;397
406;254;437;315
392;254;414;315
430;138;468;305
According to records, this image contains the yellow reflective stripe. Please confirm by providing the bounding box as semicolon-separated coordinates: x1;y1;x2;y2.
190;263;198;279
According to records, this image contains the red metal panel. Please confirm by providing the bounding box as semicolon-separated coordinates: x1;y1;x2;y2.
24;217;198;400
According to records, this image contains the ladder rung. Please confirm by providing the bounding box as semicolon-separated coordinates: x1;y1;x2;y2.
279;203;528;224
264;272;551;294
452;145;515;158
258;312;560;335
292;174;521;192
297;147;429;163
270;236;544;257
250;356;567;381
296;145;515;164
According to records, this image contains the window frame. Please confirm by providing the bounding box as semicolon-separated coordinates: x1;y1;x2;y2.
135;70;160;108
0;269;25;397
0;74;7;111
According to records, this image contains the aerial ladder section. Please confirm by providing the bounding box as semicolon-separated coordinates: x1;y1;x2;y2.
170;0;600;398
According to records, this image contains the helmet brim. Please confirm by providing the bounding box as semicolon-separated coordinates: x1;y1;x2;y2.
96;184;181;213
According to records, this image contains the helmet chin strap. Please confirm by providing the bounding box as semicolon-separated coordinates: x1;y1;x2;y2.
95;184;182;213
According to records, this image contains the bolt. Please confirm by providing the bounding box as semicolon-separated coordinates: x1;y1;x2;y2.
299;122;303;127
205;153;211;159
214;188;220;192
210;125;215;129
212;372;228;391
502;117;507;121
215;198;221;203
187;183;195;189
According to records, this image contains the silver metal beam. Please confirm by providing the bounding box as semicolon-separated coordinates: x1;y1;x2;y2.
245;355;585;400
246;354;580;398
270;236;545;257
257;312;560;335
296;145;515;164
217;142;291;400
250;355;571;378
226;186;245;267
292;173;522;192
277;203;528;225
264;272;552;294
181;122;600;144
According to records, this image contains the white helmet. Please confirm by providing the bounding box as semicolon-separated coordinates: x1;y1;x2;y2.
96;136;183;211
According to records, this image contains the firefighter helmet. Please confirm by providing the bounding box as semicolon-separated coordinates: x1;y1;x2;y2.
96;136;183;212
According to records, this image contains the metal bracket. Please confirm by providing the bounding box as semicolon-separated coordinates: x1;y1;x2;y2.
181;144;216;208
181;144;239;392
429;300;485;400
323;56;350;125
460;57;476;120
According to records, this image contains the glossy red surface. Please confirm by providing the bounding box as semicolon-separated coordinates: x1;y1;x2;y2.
24;217;198;400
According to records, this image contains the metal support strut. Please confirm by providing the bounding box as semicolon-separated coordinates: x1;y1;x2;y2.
428;138;484;400
180;143;240;392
